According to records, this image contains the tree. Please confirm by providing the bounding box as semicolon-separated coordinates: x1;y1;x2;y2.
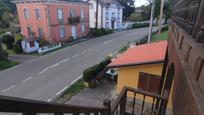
140;5;151;20
116;0;136;19
129;13;142;22
2;33;15;49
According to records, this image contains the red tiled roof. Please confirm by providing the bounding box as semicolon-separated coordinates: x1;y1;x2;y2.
108;41;167;68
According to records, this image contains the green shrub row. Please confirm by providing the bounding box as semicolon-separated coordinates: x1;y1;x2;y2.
132;23;149;29
83;58;111;82
89;28;113;37
161;25;169;32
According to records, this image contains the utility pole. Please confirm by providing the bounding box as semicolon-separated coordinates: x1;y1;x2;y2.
95;0;99;29
158;0;164;35
147;0;156;43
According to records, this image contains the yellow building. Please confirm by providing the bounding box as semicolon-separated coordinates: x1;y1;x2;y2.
107;41;173;109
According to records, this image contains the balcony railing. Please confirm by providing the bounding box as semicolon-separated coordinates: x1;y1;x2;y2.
171;0;204;43
110;86;168;115
0;86;168;115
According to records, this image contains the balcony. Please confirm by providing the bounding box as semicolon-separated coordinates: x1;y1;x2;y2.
68;17;80;25
0;85;168;115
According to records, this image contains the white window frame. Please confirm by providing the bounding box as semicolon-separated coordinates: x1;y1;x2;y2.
81;24;85;33
106;12;109;20
59;26;65;39
105;22;109;28
57;9;63;20
35;9;40;20
80;9;85;20
70;9;76;17
24;9;30;19
38;28;43;37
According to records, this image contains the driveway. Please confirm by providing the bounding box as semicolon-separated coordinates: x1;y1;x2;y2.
66;80;116;107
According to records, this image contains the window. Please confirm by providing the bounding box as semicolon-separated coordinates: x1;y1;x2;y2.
106;12;109;20
80;9;85;21
35;9;40;20
89;3;93;9
117;13;120;20
112;12;115;20
27;26;32;37
118;8;120;12
24;9;30;19
57;9;63;20
70;9;76;17
81;24;85;33
117;21;120;27
106;7;109;11
105;22;109;28
37;28;43;38
59;26;65;38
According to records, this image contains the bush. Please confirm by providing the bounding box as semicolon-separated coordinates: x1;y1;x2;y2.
83;58;111;82
89;28;113;37
2;34;15;49
106;29;113;34
132;23;149;29
161;25;169;32
129;13;143;22
100;28;107;35
38;37;49;47
13;39;23;53
0;50;8;60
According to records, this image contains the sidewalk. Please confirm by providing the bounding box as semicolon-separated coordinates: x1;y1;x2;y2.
66;80;116;107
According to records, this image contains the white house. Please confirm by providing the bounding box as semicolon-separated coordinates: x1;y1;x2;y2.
88;0;123;30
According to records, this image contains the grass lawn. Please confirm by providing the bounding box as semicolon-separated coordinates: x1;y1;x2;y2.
55;79;84;103
151;31;168;42
0;60;19;71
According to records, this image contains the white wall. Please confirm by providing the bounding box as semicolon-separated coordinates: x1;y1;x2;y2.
89;0;102;28
102;4;123;30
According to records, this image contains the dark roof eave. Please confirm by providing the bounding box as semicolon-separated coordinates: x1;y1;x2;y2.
107;59;164;68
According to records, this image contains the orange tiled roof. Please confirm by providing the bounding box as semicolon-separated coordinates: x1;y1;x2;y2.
108;41;167;68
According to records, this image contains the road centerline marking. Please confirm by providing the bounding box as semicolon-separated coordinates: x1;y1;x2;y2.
22;76;34;83
81;51;86;54
73;54;79;58
38;68;49;75
1;85;15;93
60;58;70;63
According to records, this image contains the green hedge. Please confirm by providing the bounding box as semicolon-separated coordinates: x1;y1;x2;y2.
89;28;113;37
161;25;169;32
83;58;111;82
132;23;149;29
13;39;23;53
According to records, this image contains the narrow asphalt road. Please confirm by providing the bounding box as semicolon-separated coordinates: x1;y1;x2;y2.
0;28;151;103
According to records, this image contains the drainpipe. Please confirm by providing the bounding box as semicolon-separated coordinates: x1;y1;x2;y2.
95;0;99;29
